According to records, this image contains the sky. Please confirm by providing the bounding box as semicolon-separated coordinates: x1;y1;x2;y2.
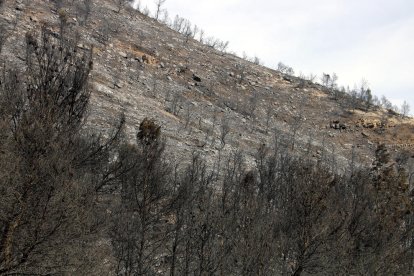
133;0;414;115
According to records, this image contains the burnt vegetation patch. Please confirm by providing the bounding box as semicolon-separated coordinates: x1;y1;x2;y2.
0;1;414;275
0;27;413;276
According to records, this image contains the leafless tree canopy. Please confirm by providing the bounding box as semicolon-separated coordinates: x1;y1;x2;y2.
402;100;410;118
154;0;166;21
0;27;123;275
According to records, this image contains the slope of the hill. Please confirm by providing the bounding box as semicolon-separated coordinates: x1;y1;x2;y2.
1;0;413;170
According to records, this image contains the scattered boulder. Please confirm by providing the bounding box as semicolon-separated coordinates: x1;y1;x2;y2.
177;65;187;74
166;43;174;50
366;122;375;128
192;74;202;82
142;54;149;63
330;120;347;130
16;4;24;11
387;109;398;116
29;16;39;23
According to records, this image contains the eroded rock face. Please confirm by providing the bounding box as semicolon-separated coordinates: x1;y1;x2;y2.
355;118;390;129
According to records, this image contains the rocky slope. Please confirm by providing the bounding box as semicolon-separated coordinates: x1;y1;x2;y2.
1;0;413;171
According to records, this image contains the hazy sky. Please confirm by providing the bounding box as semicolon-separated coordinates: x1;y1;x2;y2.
133;0;414;114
